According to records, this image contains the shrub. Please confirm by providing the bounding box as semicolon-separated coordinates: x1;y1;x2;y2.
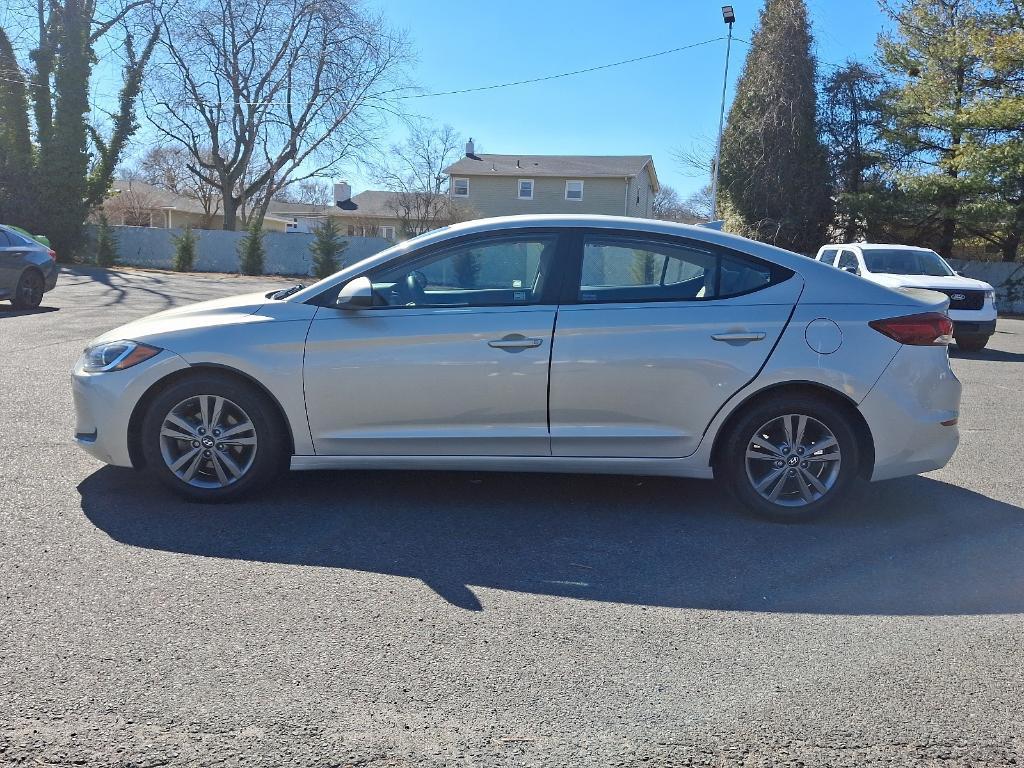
171;224;198;272
310;218;348;279
94;213;119;267
237;219;265;275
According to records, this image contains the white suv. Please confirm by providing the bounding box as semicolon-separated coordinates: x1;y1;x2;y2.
815;243;997;351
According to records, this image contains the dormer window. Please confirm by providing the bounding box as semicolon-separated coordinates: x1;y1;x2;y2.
518;179;534;200
565;180;584;201
453;177;469;197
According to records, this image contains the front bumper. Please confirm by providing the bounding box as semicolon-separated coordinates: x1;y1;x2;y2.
952;318;996;338
859;345;962;482
72;350;190;466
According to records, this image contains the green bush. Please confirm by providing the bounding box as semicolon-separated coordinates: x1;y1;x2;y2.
94;213;119;267
237;219;265;275
171;225;198;272
310;218;348;279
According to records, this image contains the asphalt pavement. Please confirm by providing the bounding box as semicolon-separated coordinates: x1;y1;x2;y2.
1;266;1022;766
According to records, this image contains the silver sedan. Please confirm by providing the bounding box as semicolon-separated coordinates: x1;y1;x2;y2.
72;215;961;520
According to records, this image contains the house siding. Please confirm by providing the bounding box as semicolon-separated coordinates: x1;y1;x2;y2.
455;171;655;219
456;175;632;217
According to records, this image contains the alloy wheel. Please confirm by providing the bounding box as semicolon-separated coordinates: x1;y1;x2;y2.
17;271;44;307
158;395;258;488
744;413;842;508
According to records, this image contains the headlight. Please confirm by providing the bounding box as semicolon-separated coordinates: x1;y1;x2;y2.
80;340;162;372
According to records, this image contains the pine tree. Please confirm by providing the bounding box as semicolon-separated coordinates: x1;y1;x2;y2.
718;0;831;254
310;218;348;278
0;27;34;227
94;213;118;267
877;0;989;258
237;220;265;275
172;225;199;271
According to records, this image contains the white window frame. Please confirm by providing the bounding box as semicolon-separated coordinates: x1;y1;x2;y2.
452;177;470;197
380;225;395;241
517;178;534;200
565;180;584;201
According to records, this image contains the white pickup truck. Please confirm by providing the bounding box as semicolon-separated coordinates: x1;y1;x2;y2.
815;242;997;351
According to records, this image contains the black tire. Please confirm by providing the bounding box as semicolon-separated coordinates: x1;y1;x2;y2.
12;268;44;309
141;372;287;502
955;336;988;352
716;393;862;522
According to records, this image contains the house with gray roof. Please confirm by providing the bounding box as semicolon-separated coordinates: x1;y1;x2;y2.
442;140;660;219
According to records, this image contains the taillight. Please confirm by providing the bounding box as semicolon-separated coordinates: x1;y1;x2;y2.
869;312;953;346
47;249;57;260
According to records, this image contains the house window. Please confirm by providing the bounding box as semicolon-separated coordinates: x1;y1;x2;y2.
347;225;355;236
518;179;534;200
452;177;470;197
380;225;395;241
565;180;584;201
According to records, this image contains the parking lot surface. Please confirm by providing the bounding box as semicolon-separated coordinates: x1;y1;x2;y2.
2;266;1023;767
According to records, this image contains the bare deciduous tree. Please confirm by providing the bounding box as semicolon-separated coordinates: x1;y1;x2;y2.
133;145;222;228
371;122;475;237
652;185;700;223
146;0;407;230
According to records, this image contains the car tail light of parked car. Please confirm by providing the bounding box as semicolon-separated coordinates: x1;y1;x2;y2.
869;312;953;346
47;249;57;260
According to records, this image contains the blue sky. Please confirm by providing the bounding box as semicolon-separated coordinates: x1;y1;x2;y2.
354;0;893;199
53;0;893;198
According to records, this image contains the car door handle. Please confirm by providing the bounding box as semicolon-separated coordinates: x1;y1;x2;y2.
711;331;766;343
488;334;543;351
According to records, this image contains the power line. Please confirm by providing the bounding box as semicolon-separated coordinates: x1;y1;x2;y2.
399;36;729;100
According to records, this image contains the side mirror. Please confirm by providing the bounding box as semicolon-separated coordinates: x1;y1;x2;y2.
335;276;373;309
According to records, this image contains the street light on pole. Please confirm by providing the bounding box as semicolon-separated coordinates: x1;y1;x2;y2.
710;5;736;222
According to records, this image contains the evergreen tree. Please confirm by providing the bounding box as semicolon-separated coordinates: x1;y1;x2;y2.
237;220;265;275
0;27;34;227
718;0;831;254
310;218;348;278
172;225;199;271
877;0;989;258
94;213;118;267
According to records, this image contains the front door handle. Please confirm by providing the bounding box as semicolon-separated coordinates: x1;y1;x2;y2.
711;331;766;343
488;334;543;352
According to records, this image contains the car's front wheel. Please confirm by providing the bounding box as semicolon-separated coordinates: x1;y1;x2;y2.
717;394;861;522
141;373;286;502
955;336;989;352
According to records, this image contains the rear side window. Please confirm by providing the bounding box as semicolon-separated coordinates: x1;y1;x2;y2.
577;234;784;303
0;229;11;247
818;248;838;265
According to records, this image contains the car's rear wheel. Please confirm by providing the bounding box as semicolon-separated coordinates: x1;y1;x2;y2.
141;373;286;502
955;336;988;352
12;269;44;309
718;394;861;522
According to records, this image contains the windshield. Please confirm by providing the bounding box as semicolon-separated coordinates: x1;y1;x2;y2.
862;248;953;276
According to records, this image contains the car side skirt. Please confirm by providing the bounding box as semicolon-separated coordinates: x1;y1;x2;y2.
290;454;715;479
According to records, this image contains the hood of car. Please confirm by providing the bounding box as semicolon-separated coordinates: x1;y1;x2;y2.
89;291;273;347
864;273;993;292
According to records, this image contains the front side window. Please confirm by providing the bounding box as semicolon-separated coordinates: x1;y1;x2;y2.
565;180;584;201
518;179;534;199
370;234;559;308
578;234;779;303
452;177;470;197
837;250;859;272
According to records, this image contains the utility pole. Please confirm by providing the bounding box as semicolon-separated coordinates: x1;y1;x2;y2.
710;5;736;221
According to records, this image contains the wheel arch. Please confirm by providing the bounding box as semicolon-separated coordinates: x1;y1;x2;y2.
127;363;295;469
709;381;875;479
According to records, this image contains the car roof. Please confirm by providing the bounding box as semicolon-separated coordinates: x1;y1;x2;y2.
821;242;936;252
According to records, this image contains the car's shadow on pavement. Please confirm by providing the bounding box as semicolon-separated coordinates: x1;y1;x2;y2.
0;305;59;317
950;347;1024;363
79;467;1024;614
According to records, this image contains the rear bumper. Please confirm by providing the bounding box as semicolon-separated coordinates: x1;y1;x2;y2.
43;263;59;291
859;345;962;482
952;318;996;338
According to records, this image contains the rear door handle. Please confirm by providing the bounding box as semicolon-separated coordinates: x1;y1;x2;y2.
711;331;766;343
488;334;543;351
